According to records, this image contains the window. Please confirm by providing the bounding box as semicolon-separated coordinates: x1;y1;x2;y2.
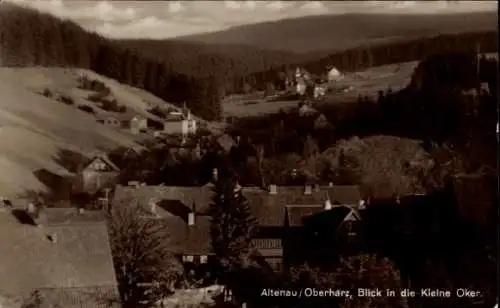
185;255;194;263
345;221;356;236
200;255;208;264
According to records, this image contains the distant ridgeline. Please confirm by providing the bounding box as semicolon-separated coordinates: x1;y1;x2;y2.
241;31;498;91
0;2;497;120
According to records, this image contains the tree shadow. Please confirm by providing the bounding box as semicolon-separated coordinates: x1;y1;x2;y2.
52;148;88;173
32;169;73;207
29;148;90;207
11;209;36;226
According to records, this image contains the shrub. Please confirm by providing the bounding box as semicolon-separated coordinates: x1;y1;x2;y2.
42;88;52;98
147;118;164;130
58;95;74;105
148;106;168;119
87;90;109;103
77;75;109;93
77;104;95;114
117;105;127;113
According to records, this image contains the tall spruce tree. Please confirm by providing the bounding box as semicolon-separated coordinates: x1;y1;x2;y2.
209;175;257;271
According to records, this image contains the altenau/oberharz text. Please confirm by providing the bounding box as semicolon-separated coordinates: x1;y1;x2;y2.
261;288;351;297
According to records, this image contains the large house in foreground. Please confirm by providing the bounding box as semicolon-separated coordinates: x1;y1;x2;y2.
112;172;364;274
0;207;120;307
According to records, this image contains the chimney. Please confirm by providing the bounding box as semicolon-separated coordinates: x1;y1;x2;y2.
212;168;218;182
27;202;37;215
48;233;58;244
324;199;332;210
149;199;157;216
358;199;366;210
269;184;277;195
304;185;312;195
188;212;195;226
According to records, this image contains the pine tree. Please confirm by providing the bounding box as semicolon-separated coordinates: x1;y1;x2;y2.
209;175;257;271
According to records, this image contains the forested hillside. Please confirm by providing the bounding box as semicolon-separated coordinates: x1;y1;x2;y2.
118;40;307;79
176;12;498;53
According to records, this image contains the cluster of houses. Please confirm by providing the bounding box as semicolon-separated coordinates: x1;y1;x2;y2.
288;66;344;99
97;105;197;138
0;146;495;307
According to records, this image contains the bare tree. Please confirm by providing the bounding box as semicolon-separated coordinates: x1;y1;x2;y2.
254;144;266;188
108;205;184;308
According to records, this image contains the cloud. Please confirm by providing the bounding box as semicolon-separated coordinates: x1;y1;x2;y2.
96;16;221;39
243;1;257;10
300;1;325;11
224;1;242;10
265;1;287;11
6;0;137;23
167;1;185;14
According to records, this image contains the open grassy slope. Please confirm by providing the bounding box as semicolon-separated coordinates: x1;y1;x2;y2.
0;67;210;199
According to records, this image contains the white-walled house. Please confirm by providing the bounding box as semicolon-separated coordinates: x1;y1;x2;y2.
327;66;343;83
163;108;197;137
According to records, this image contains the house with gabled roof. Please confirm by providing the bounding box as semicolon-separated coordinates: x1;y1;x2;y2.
313;113;333;131
0;207;120;308
73;154;120;200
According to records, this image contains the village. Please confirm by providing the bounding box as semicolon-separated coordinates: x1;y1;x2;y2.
0;58;496;308
0;1;498;306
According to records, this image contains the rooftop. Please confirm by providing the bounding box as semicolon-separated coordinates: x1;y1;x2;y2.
0;209;117;296
113;184;363;227
112;184;363;255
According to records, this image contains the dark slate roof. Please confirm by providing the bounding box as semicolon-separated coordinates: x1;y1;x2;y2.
112;184;362;253
285;205;324;227
150;216;189;255
114;185;362;228
303;205;360;230
43;208;107;225
0;211;117;296
113;185;214;215
242;185;362;226
37;286;121;308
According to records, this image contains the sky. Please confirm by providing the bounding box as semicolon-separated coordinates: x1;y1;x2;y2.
5;0;498;39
